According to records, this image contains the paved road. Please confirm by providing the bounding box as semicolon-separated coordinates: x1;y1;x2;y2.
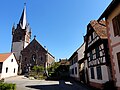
5;76;92;90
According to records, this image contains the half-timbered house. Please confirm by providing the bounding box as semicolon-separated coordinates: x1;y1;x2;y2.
85;20;112;89
69;43;85;81
98;0;120;89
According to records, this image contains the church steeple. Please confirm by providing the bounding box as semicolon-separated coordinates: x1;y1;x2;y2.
19;3;27;29
11;4;31;62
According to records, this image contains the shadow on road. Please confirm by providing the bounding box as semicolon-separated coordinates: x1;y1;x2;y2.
26;80;76;90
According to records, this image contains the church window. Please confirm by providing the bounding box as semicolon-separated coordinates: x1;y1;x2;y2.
32;54;36;62
41;57;43;61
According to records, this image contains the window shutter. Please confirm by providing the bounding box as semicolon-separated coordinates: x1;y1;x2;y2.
117;52;120;72
112;14;120;36
112;16;118;36
117;14;120;36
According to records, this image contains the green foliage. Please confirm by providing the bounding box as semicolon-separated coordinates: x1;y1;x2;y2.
28;65;46;80
32;65;44;75
47;62;60;72
0;83;16;90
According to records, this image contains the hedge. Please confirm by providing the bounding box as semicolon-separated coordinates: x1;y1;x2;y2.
0;83;16;90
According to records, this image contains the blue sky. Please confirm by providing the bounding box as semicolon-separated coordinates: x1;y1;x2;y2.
0;0;111;61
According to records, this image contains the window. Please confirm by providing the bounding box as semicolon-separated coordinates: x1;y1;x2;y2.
75;67;77;74
96;47;100;58
32;54;36;62
0;63;2;73
96;66;102;80
72;68;74;75
90;67;95;79
90;51;93;60
6;67;8;73
14;68;15;73
25;58;27;61
41;57;43;61
11;59;13;62
117;52;120;72
112;14;120;36
91;34;93;40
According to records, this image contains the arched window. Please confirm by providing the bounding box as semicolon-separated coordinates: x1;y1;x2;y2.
32;54;36;62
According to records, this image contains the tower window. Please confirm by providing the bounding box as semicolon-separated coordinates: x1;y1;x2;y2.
19;36;22;40
25;58;27;61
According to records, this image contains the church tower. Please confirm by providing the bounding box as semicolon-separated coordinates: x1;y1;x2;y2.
11;4;31;62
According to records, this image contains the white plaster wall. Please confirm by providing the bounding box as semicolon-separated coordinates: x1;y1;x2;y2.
1;53;18;78
77;43;85;61
107;4;120;87
112;45;120;87
84;59;88;83
89;65;109;84
107;4;120;46
70;63;79;78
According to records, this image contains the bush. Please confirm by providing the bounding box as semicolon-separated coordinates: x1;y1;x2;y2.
32;65;44;75
0;78;4;83
0;83;16;90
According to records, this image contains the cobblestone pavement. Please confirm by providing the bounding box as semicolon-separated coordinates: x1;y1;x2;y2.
5;76;92;90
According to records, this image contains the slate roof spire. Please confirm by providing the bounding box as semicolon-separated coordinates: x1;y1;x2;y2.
19;3;27;29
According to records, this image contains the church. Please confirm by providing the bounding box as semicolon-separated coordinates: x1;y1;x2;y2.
11;4;55;74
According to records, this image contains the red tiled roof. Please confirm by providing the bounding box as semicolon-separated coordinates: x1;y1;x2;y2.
0;53;12;62
90;20;107;39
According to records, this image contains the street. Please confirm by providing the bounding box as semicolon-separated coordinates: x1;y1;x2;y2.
5;76;92;90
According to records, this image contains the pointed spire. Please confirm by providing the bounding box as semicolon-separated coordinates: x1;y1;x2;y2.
12;23;15;35
19;3;27;29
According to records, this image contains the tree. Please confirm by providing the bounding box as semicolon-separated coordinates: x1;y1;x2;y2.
32;65;44;75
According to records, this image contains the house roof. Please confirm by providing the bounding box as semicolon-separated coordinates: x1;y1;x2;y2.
90;20;107;39
0;53;12;62
68;42;85;61
22;38;55;58
98;0;120;21
59;59;70;65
